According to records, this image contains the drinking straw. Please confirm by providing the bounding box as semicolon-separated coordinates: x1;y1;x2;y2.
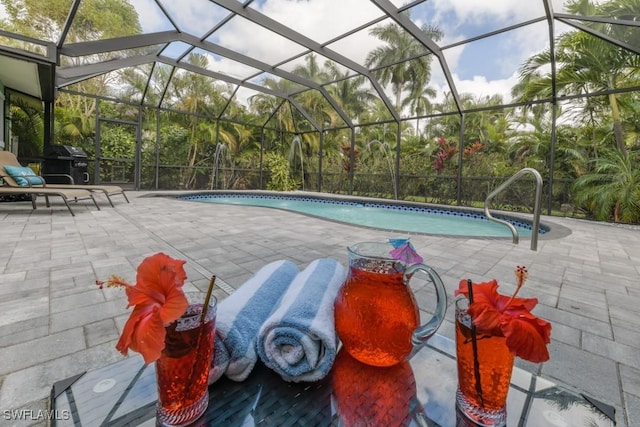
200;275;216;324
467;279;484;407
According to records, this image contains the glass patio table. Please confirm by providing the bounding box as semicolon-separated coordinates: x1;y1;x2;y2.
51;334;614;426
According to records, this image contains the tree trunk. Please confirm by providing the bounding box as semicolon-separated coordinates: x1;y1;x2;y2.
608;93;626;156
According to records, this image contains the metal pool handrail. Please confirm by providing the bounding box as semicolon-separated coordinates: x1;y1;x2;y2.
484;168;543;251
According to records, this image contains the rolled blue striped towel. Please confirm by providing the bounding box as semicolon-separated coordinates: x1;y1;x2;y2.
208;260;299;383
256;258;346;382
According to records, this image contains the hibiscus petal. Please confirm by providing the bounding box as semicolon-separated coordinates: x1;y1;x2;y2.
159;286;189;325
115;304;167;364
137;253;187;293
124;285;158;307
115;318;136;357
116;304;155;356
130;307;167;364
501;295;538;312
455;279;499;301
502;314;552;363
468;301;504;336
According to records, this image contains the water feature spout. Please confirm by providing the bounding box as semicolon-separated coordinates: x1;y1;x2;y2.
211;142;230;190
367;140;397;199
291;135;304;191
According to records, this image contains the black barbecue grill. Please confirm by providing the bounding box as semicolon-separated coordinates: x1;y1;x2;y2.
43;145;89;184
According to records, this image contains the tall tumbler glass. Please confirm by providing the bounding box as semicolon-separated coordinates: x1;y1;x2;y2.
455;297;514;427
156;297;217;426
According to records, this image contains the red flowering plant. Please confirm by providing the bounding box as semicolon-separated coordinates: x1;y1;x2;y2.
433;136;457;172
96;253;189;364
454;266;552;363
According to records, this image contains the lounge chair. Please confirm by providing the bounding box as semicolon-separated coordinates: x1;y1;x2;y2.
0;185;100;216
0;151;129;207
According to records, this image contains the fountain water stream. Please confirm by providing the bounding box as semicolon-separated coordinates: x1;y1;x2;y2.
211;142;230;190
290;135;305;190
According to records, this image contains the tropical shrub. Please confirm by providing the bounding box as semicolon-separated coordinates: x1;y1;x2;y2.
572;149;640;223
264;153;298;191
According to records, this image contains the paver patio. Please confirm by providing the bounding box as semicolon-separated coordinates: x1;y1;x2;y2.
0;191;638;426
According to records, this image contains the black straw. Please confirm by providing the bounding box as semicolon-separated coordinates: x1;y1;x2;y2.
467;279;484;407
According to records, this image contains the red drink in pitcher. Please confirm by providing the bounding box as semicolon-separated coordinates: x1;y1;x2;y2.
334;242;447;368
334;264;419;367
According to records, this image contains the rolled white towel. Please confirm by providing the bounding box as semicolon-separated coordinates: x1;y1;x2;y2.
256;258;346;382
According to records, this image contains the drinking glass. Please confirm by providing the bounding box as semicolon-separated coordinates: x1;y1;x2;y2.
455;297;514;427
156;297;217;426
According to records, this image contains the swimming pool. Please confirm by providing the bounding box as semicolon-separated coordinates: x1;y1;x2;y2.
178;192;548;238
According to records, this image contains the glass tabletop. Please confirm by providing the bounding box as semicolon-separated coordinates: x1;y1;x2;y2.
51;334;614;426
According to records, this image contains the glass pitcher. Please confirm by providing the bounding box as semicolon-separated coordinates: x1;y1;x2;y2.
334;241;447;367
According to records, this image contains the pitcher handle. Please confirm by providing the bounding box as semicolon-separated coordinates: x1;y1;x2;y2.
404;263;448;354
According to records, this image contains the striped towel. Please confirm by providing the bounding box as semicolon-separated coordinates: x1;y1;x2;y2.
256;258;346;382
208;260;299;383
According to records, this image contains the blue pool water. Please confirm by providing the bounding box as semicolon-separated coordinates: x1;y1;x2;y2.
179;193;545;238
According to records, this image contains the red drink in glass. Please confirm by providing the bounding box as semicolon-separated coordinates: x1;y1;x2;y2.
156;302;216;426
455;298;514;426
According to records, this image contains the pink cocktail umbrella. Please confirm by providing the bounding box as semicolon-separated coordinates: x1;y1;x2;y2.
388;238;423;264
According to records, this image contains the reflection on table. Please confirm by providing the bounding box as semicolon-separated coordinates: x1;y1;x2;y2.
51;334;614;426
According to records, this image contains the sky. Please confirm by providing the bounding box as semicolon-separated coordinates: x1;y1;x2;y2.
2;0;578;108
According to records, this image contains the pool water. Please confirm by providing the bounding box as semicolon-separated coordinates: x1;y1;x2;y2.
180;193;543;238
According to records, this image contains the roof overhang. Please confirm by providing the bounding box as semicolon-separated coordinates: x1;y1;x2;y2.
0;32;57;102
0;53;55;102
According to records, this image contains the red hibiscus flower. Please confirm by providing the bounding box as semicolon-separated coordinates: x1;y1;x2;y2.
454;266;552;363
97;253;189;364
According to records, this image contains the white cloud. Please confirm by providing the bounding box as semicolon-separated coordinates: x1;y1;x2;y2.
129;0;173;33
453;72;519;102
257;0;383;43
210;0;386;70
433;0;545;22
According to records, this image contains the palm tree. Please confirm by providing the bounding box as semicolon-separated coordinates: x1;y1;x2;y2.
249;77;300;133
365;17;443;111
167;53;231;188
325;62;375;123
515;0;640;156
402;86;435;138
9;95;45;158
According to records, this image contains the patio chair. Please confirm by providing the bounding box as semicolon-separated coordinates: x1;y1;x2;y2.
0;151;129;207
0;184;100;216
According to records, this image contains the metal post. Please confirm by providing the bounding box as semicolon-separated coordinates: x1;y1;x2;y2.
155;110;160;190
395;124;401;200
259;129;265;189
349;128;355;195
318;129;324;192
548;102;558;215
456;113;465;205
94;102;101;184
134;105;142;190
